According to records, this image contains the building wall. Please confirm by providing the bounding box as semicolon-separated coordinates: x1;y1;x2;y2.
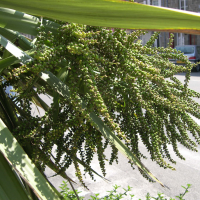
187;0;200;12
132;0;200;47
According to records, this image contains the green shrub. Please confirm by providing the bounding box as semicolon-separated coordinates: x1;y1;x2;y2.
59;181;191;200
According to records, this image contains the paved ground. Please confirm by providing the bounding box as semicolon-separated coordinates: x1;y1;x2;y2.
42;72;200;200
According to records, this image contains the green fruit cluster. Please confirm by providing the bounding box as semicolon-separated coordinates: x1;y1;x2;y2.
5;22;200;185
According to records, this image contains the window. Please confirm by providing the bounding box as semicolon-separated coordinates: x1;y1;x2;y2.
152;0;159;6
179;0;187;10
175;46;194;54
145;0;161;6
197;47;200;54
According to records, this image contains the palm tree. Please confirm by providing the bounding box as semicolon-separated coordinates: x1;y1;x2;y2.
1;1;200;199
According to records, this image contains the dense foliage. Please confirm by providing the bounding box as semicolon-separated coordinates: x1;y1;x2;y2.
1;21;200;186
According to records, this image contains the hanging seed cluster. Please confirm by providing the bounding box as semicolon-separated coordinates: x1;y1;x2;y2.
6;23;200;184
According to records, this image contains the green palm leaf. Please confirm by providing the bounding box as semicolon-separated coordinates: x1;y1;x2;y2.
0;34;33;63
0;0;200;34
52;67;69;123
0;118;62;200
0;56;19;73
0;7;59;35
0;152;31;200
0;27;35;50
